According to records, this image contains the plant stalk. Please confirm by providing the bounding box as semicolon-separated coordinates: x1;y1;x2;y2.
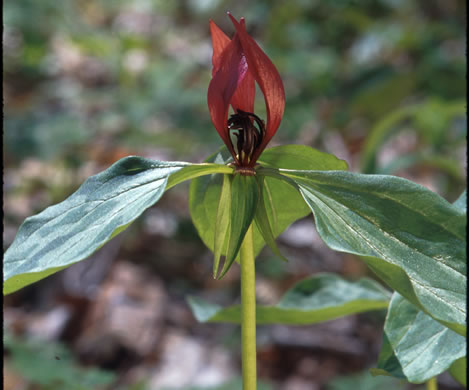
426;377;438;390
240;224;257;389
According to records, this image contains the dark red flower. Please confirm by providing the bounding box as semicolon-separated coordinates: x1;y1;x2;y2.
208;13;285;172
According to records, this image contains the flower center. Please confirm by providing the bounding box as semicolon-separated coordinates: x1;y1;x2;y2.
227;109;265;169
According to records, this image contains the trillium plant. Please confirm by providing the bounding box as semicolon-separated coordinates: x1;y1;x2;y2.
4;14;466;390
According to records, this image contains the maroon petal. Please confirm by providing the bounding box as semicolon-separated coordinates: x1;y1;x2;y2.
230;57;255;115
209;20;231;75
228;13;285;161
207;34;247;162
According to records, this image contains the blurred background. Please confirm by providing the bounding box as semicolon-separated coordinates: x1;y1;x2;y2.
3;0;466;389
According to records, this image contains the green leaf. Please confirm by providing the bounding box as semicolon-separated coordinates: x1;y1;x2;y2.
449;357;466;387
379;153;464;180
360;104;421;173
258;144;348;171
360;100;465;174
253;176;287;262
251;174;310;256
188;145;347;261
166;163;233;190
253;145;349;257
327;370;409;390
257;146;348;252
278;169;466;335
349;71;416;121
5;332;115;390
453;190;467;213
373;293;466;383
3;156;193;294
213;174;232;278
189;145;348;260
188;273;390;324
189;148;233;257
218;174;259;278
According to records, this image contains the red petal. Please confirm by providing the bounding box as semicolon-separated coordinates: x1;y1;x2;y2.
228;14;285;161
209;20;230;75
207;34;247;162
230;57;255;114
210;19;255;129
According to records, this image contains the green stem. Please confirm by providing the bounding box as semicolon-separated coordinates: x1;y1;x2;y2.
426;377;438;390
240;224;257;390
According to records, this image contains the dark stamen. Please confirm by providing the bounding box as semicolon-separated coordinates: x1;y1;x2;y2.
227;109;266;168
